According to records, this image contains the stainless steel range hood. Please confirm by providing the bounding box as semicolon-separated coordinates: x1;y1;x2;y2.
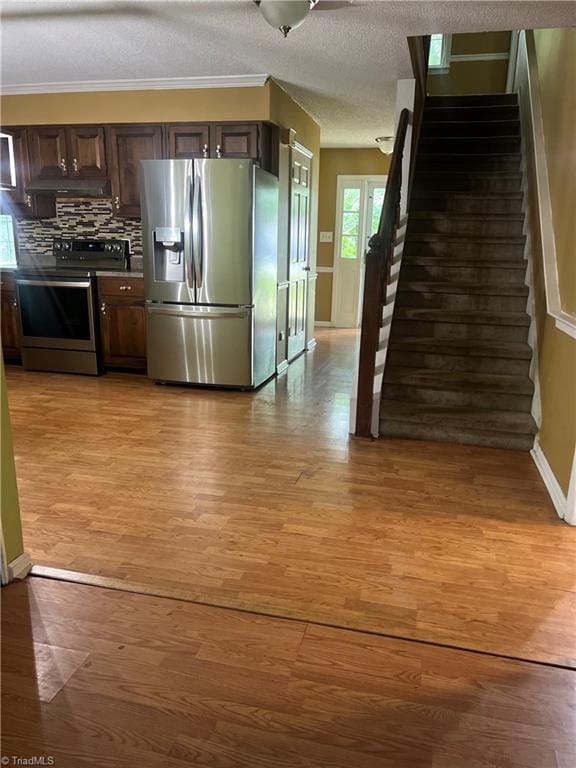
25;177;111;197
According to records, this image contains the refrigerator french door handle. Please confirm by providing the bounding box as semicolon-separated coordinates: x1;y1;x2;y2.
192;174;203;289
184;174;195;295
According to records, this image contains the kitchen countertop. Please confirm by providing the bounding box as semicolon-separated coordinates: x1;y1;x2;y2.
96;270;143;278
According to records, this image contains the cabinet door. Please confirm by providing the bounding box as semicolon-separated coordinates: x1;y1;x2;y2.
68;126;107;177
106;125;163;217
211;124;259;160
0;129;56;218
167;124;210;159
1;288;21;360
99;294;147;369
29;126;69;178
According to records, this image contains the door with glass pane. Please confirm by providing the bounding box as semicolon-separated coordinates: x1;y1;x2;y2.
332;177;386;328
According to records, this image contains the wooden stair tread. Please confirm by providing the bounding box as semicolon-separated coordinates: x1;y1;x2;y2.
406;233;526;243
383;368;534;395
410;212;525;221
399;282;528;296
380;401;538;433
395;308;530;326
388;337;533;359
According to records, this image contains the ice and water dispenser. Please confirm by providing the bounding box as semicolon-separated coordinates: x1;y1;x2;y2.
152;227;185;283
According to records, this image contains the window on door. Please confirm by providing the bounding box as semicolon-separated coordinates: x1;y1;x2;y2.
340;188;361;260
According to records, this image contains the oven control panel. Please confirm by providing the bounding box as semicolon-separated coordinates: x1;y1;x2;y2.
53;239;130;270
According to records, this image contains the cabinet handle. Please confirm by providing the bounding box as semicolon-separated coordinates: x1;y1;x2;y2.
216;144;222;158
119;285;132;291
100;302;106;315
113;196;120;210
25;194;32;208
12;298;18;308
202;144;209;158
72;157;79;172
59;157;67;173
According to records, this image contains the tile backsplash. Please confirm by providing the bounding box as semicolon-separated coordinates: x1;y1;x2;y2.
16;199;142;267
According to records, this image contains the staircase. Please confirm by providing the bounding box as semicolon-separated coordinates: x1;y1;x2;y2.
380;93;538;451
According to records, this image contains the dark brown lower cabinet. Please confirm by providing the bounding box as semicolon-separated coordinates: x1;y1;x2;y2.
98;277;147;369
1;272;21;362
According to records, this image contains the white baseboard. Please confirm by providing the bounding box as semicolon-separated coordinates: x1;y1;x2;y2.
8;552;33;581
306;338;317;351
276;360;289;375
314;321;333;327
531;441;571;524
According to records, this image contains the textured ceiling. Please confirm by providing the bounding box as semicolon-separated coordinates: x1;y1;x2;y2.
1;1;575;147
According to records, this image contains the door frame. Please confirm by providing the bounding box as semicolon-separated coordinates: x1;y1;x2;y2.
330;174;387;328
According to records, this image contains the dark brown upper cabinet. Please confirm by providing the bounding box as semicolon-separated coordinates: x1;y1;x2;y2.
166;124;210;159
211;123;259;160
0;127;55;218
29;126;68;178
29;125;107;179
68;126;107;177
106;125;163;217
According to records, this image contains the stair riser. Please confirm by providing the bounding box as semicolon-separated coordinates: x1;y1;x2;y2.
423;106;519;122
396;292;528;313
426;94;518;107
409;218;525;237
379;421;535;450
414;174;522;193
418;155;522;172
401;266;527;284
422;121;520;138
411;197;523;215
381;385;533;412
387;351;531;377
421;138;521;155
404;241;526;260
392;320;530;343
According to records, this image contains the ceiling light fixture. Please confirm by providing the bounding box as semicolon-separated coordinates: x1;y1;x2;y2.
375;136;395;155
255;1;318;38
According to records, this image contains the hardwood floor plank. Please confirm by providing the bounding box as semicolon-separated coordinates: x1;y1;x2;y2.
5;329;576;666
2;578;574;768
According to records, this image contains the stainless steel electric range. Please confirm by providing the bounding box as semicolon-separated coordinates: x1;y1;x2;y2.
16;238;130;375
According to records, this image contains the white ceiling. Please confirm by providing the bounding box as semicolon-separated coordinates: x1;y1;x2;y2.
1;1;575;147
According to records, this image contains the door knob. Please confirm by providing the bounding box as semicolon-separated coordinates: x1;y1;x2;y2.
303;266;311;271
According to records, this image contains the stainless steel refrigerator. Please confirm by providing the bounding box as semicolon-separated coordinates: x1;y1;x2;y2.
140;159;278;388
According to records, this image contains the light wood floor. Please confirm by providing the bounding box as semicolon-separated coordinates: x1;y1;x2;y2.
5;330;576;667
3;577;575;768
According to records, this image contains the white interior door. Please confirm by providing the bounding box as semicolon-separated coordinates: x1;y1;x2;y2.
332;177;386;328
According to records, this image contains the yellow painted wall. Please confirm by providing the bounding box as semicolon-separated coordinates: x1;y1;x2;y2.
1;359;24;564
0;86;270;125
520;29;576;496
428;31;510;96
316;149;390;321
534;27;576;314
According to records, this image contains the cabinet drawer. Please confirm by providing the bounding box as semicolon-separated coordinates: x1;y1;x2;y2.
98;276;144;299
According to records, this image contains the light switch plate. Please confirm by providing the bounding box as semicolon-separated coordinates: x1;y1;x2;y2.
319;231;333;243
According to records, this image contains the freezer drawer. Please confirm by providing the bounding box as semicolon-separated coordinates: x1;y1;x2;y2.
146;304;252;386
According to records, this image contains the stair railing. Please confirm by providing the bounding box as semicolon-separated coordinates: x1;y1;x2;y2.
354;107;411;438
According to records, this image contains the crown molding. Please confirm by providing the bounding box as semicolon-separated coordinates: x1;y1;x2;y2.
1;74;269;96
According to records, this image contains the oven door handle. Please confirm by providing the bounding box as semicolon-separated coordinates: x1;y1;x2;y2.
16;279;92;289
